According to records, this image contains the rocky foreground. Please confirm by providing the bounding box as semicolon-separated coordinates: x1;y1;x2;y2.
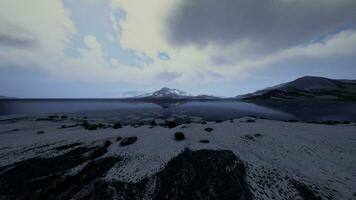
0;115;355;200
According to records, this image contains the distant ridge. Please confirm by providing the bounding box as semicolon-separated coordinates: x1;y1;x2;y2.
237;76;356;100
130;87;220;100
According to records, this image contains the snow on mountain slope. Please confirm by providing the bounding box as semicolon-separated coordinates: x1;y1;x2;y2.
132;87;220;99
238;76;356;100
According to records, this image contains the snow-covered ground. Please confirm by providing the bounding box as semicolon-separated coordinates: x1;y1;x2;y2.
0;115;355;199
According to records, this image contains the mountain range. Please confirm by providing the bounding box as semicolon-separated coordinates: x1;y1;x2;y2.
237;76;356;100
132;87;220;100
2;76;356;100
126;76;356;100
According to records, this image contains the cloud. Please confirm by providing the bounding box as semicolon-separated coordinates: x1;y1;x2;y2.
0;21;36;47
0;0;355;93
166;0;356;53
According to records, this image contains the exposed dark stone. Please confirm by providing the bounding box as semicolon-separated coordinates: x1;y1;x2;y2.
120;137;138;146
81;121;90;129
216;120;223;123
199;139;209;143
201;121;207;124
116;137;122;141
54;142;82;151
90;141;112;159
150;120;157;126
285;119;299;122
38;157;120;200
245;119;256;123
254;133;263;138
112;123;122;129
0;147;94;199
61;115;68;120
204;127;214;132
164;121;179;129
37;131;45;134
174;132;185;141
242;134;255;141
153;149;253;200
48;115;59;119
292;180;322;200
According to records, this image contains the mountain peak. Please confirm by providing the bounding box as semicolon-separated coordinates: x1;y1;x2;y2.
237;76;356;100
151;87;189;98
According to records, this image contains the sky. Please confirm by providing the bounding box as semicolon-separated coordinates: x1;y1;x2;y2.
0;0;356;98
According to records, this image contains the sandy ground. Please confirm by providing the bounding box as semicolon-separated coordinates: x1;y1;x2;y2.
0;115;355;200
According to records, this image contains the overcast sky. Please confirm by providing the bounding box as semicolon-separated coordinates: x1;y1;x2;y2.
1;0;356;98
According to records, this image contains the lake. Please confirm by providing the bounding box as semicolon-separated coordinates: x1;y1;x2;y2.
1;99;356;122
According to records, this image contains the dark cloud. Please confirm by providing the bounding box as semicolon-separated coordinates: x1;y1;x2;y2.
0;22;36;47
166;0;356;52
0;35;35;47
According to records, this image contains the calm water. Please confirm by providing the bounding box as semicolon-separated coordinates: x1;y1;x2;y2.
1;99;356;122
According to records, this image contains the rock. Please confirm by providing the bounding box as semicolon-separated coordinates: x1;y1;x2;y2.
150;120;157;126
153;149;253;200
116;137;122;141
199;140;209;143
61;115;68;120
292;180;322;200
165;121;179;128
285;119;299;122
120;137;138;146
174;132;185;141
216;120;223;123
204;127;214;132
112;123;122;129
37;131;45;134
254;133;263;138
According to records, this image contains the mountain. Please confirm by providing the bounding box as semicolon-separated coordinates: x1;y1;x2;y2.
0;95;15;99
133;87;220;99
238;76;356;100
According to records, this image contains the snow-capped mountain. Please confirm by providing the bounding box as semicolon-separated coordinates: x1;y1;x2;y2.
150;87;190;98
238;76;356;100
133;87;220;99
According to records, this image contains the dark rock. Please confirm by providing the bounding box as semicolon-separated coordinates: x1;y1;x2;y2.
37;131;45;134
174;132;185;141
120;137;138;146
285;119;299;122
165;121;179;128
90;141;112;160
116;137;122;141
81;121;90;129
216;120;223;123
112;123;122;129
54;142;82;151
201;121;207;124
199;140;209;143
242;134;255;141
204;127;214;132
87;124;98;130
245;119;256;123
254;133;263;138
153;149;253;200
48;115;59;119
61;115;68;120
150;120;157;126
292;180;322;200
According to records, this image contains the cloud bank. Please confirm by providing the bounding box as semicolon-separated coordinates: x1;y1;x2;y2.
0;0;355;95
